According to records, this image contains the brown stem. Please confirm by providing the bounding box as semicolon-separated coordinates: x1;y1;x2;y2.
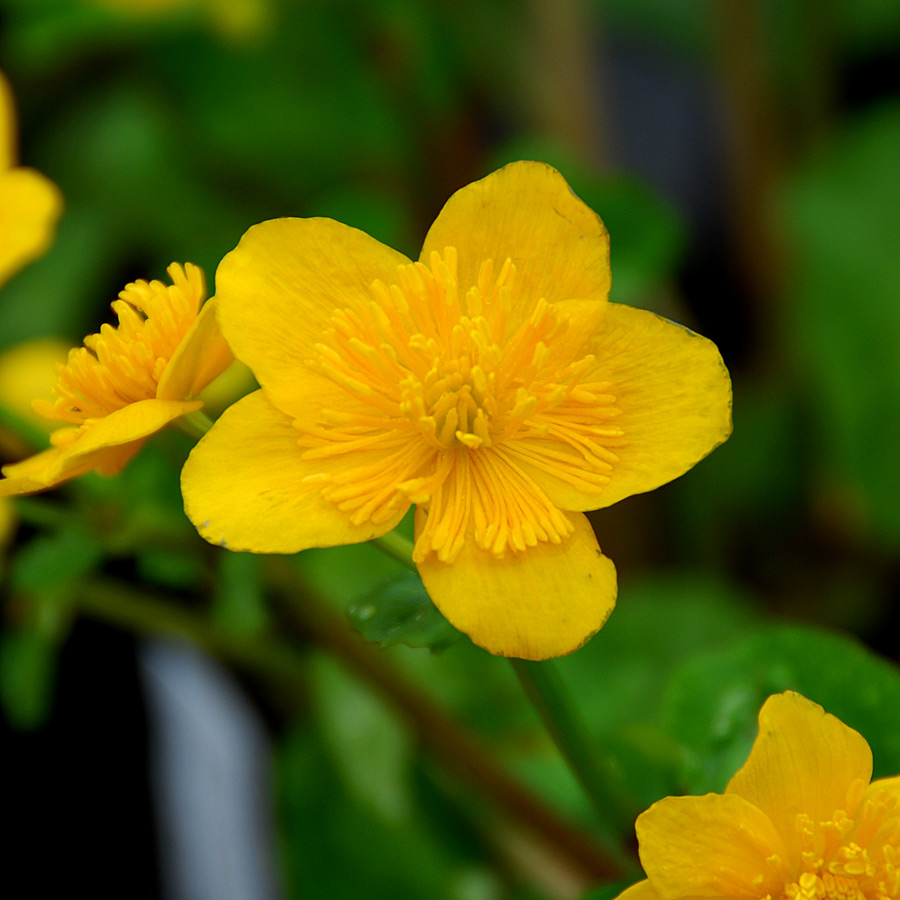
75;570;631;884
265;558;632;882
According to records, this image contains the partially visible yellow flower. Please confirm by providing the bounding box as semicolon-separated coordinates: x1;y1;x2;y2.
616;692;900;900
181;161;732;659
0;339;70;433
0;70;63;288
0;263;232;497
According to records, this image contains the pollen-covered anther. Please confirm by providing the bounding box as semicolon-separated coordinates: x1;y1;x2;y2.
299;245;629;562
31;263;204;427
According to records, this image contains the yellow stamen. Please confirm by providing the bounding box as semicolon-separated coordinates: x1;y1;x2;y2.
300;247;623;562
32;263;205;426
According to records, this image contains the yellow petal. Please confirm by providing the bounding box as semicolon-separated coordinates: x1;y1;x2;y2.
554;302;732;511
858;774;900;851
0;167;63;288
636;793;790;900
414;510;616;660
726;692;873;856
0;398;197;495
157;297;234;401
181;389;409;553
214;217;411;389
419;161;611;325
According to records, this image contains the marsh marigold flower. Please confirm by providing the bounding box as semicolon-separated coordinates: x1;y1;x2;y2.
0;70;63;288
0;263;232;496
181;161;732;659
617;692;900;900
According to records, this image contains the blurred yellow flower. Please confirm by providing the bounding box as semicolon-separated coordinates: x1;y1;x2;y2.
0;70;63;289
616;692;900;900
0;263;232;497
93;0;270;40
181;161;732;659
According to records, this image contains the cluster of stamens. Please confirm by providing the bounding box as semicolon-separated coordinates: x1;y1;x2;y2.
32;263;203;442
300;247;625;562
766;794;899;900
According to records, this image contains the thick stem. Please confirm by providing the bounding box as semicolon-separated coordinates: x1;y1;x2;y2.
370;530;417;572
171;409;214;442
265;558;632;880
510;658;636;857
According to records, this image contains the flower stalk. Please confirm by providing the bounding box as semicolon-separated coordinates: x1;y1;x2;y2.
511;657;638;860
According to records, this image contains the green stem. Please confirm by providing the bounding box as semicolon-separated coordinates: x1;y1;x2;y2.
370;530;417;572
172;409;214;441
510;658;636;859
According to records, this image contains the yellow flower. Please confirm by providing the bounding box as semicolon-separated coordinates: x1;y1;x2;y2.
181;161;732;659
617;692;900;900
0;263;233;496
0;70;63;288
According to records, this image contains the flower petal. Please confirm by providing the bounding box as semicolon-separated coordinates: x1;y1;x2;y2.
214;217;411;389
157;297;234;401
0;398;198;495
0;167;63;288
568;303;732;511
726;692;873;853
414;510;616;659
181;389;409;553
636;793;790;900
419;161;611;323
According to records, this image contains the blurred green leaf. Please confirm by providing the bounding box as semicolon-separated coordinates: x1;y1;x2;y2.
212;551;270;636
663;623;900;793
276;725;460;900
779;102;900;551
0;626;59;730
310;654;414;823
9;526;103;593
348;570;462;653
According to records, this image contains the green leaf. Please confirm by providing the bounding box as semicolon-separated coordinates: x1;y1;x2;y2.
310;654;414;823
0;626;59;730
778;102;900;550
211;551;270;636
347;570;462;653
9;527;104;594
663;623;900;793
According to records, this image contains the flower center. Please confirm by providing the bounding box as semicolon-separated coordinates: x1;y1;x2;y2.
301;247;624;561
33;263;204;431
777;795;899;900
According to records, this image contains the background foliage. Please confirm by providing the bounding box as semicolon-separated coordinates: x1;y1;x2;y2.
2;1;900;898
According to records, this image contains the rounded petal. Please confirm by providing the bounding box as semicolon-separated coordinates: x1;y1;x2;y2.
214;217;411;389
726;692;873;852
0;398;197;495
420;161;611;321
415;510;616;660
636;793;790;900
0;167;63;288
181;389;409;553
157;298;234;401
575;303;732;510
